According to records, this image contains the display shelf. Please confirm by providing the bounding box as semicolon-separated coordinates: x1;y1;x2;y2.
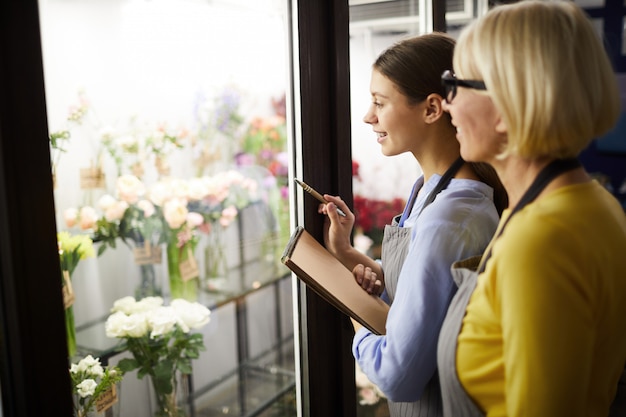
191;339;296;417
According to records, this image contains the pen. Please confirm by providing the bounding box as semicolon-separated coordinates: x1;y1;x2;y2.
294;178;347;217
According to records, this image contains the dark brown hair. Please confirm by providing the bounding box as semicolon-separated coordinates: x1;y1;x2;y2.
374;33;508;215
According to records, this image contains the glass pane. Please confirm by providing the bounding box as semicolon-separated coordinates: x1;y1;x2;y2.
348;1;487;415
38;0;295;415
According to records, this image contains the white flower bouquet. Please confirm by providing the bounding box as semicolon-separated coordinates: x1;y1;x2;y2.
70;355;123;417
105;296;211;417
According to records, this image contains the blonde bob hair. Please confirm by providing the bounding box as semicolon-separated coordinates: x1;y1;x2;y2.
454;0;621;159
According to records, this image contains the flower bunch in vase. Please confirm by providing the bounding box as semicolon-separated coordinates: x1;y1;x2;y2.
57;231;95;358
184;170;260;288
70;355;124;417
105;296;211;417
82;174;167;298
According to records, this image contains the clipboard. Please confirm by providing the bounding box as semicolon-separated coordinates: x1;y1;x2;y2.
281;226;389;335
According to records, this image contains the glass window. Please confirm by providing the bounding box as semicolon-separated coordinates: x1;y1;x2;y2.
38;0;296;415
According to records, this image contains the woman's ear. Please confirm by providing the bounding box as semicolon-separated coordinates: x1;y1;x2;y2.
495;114;507;134
424;93;444;123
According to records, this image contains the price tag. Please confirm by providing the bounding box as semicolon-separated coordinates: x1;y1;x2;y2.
79;167;105;189
179;247;199;282
133;243;162;265
95;384;118;413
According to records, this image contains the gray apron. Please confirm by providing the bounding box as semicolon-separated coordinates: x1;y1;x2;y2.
437;158;625;416
377;158;466;417
437;256;485;417
381;215;443;417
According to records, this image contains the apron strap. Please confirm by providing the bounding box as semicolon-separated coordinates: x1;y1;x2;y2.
477;158;581;274
399;156;465;226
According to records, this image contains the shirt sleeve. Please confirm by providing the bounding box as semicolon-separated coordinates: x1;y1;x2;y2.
353;196;498;402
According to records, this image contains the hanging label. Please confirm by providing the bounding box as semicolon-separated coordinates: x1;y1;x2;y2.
62;270;75;309
133;243;162;265
179;247;199;282
79;167;105;189
95;384;118;413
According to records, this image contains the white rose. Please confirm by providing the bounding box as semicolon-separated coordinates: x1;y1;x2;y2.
124;313;150;338
134;296;164;313
111;296;137;314
147;306;179;338
163;198;188;229
105;201;129;222
77;379;98;398
64;207;78;228
171;299;211;331
79;206;98;230
97;194;117;211
76;355;102;376
105;311;149;338
116;174;145;204
147;181;172;207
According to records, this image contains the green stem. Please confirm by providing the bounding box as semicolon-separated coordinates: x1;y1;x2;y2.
65;306;76;358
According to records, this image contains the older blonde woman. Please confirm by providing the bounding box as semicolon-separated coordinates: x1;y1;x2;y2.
438;1;626;416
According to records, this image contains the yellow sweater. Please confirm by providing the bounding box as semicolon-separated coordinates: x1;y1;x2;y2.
457;181;626;417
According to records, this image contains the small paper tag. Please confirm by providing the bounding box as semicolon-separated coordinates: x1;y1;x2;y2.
179;247;199;282
133;244;162;265
95;384;118;413
62;270;75;309
79;167;105;189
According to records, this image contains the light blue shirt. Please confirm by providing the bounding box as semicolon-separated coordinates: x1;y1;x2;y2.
352;175;500;402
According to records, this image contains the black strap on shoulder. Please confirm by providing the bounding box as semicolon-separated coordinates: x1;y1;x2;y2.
477;158;581;273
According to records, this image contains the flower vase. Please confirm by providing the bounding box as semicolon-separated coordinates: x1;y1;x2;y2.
167;241;199;301
132;238;163;299
150;371;190;417
203;224;229;292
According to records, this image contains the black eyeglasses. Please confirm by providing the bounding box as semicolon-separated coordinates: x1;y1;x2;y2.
441;70;487;103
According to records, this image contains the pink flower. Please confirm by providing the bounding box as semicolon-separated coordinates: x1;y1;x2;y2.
105;201;129;222
219;205;238;227
116;175;145;204
186;212;204;228
79;206;98;230
163;198;188;230
136;199;155;218
64;208;78;228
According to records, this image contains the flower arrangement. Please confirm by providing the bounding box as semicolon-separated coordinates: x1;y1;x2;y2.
57;231;95;357
49;91;90;172
192;86;246;175
351;159;406;248
70;355;124;417
105;296;211;417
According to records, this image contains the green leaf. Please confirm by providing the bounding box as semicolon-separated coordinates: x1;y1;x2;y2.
118;358;139;373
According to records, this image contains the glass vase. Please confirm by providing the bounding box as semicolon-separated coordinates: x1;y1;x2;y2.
167;241;198;301
150;371;190;417
203;224;229;293
132;237;163;299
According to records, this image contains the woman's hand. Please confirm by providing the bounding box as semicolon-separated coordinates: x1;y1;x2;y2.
353;264;383;295
319;194;354;257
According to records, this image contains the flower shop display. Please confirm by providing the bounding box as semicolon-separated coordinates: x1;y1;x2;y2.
105;296;211;417
192;87;245;176
58;231;95;358
352;159;406;258
70;355;124;417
